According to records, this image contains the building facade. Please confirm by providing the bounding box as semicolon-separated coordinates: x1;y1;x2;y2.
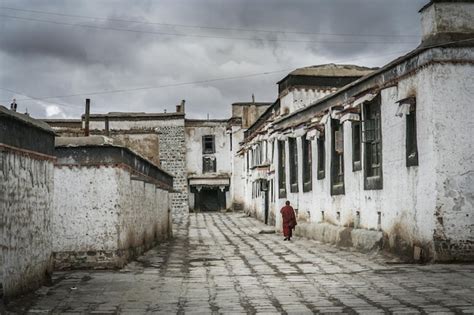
238;0;474;262
185;119;232;211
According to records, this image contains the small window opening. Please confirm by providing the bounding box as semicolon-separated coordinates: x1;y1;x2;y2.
352;121;362;172
302;136;312;192
377;211;382;230
406;101;419;167
317;136;325;180
362;95;383;190
288;138;298;193
202;135;215;154
278;140;287;198
203;156;216;173
331;119;344;195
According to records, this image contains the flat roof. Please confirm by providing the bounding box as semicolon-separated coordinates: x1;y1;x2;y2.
0;105;54;134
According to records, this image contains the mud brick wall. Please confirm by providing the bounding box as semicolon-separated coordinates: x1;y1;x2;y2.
156;121;188;224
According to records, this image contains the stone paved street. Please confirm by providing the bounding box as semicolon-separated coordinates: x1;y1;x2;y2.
8;212;474;314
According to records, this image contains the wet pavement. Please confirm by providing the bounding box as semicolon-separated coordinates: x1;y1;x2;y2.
6;212;474;314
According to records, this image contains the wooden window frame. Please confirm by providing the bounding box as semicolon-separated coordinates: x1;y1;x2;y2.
202;135;215;154
302;136;312;192
278;140;287;198
362;95;383;190
352;121;362;172
202;156;216;173
317;137;325;180
288;137;299;193
330;119;345;195
406;101;419;167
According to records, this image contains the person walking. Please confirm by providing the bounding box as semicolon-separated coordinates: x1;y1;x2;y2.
280;200;297;241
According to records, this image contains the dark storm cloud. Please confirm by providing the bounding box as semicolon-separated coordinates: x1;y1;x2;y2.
0;0;427;119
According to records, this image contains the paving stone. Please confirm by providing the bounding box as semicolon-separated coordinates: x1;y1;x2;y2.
5;212;474;314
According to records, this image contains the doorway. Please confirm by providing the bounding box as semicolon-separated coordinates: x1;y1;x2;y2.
264;190;269;225
194;187;226;212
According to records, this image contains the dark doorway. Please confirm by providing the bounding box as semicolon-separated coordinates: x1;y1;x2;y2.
194;187;226;212
264;190;269;225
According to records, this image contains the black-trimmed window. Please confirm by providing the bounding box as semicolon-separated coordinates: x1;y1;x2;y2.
202;135;215;154
246;152;249;172
271;141;275;163
362;95;383;190
352;121;362;171
331;119;345;195
302;136;312;192
288;137;298;193
317;136;325;180
203;156;216;173
406;101;418;167
278;140;287;198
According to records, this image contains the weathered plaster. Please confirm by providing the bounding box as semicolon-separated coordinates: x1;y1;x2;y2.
53;165;171;269
0;150;54;300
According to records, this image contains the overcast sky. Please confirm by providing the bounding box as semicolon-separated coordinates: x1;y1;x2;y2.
0;0;427;119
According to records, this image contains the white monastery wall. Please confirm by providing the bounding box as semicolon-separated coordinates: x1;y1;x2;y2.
53;164;171;269
0;151;54;299
429;63;474;260
280;88;336;114
230;126;245;209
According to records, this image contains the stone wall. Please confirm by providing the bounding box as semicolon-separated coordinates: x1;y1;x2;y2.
52;143;173;269
0;106;55;300
156;121;188;223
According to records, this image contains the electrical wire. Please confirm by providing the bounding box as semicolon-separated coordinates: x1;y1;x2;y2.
0;13;420;44
0;49;413;106
0;87;84;110
0;6;420;38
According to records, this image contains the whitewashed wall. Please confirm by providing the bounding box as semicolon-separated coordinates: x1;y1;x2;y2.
266;62;474;260
230;125;245;209
117;169;170;256
88;117;187;223
53;165;170;269
185;122;231;176
280;88;336;114
429;63;474;260
0;151;54;299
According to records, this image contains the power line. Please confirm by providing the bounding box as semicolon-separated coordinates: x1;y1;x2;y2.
0;6;420;38
0;87;83;110
3;34;471;108
0;49;413;106
0;13;420;44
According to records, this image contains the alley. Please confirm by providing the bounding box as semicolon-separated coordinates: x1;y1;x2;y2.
8;212;474;314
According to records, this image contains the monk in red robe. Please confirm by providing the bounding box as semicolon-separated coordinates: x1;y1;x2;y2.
280;200;297;241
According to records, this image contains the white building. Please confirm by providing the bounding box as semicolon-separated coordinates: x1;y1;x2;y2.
185;119;232;211
240;64;374;225
238;0;474;262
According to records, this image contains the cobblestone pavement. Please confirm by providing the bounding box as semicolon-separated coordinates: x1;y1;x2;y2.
7;212;474;314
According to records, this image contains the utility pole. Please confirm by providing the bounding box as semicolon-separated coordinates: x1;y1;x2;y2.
84;98;90;137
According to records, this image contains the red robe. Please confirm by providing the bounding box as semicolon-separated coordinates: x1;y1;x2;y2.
280;205;297;238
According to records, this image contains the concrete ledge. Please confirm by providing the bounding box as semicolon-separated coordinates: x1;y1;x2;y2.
294;222;383;252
